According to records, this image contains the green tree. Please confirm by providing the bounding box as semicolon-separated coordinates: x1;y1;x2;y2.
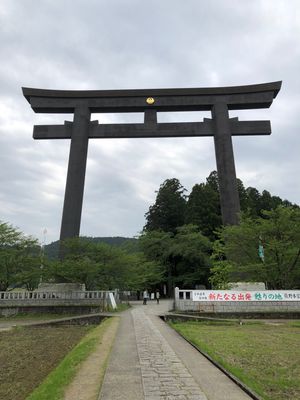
119;253;164;291
0;221;39;291
167;225;211;288
47;258;101;290
47;238;164;291
186;171;222;239
244;187;261;217
206;170;219;192
217;206;300;289
139;225;211;294
144;178;187;233
258;190;273;213
185;183;221;239
139;230;171;293
13;250;41;291
237;178;248;211
209;240;234;289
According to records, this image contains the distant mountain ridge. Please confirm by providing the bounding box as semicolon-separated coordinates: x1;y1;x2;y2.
44;236;138;259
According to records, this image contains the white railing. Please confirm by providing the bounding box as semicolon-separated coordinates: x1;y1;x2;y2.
0;290;111;301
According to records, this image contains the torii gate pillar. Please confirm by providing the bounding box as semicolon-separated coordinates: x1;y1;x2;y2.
213;102;240;225
60;105;90;239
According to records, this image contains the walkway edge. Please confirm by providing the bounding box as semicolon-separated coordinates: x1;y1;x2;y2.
64;317;120;400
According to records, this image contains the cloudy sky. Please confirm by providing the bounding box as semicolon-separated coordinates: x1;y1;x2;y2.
0;0;299;244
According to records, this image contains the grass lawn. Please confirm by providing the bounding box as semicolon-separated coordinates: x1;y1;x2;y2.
114;303;131;312
0;324;92;400
169;320;300;400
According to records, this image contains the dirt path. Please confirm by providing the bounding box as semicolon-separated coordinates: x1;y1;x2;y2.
64;317;120;400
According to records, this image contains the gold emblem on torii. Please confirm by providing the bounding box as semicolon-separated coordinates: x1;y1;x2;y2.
146;97;155;105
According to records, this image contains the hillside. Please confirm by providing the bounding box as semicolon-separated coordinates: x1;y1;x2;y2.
44;236;138;259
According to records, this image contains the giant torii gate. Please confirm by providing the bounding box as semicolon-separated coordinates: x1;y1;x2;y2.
23;81;281;243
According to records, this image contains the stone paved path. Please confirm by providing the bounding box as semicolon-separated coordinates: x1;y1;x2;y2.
99;301;252;400
98;309;144;400
132;307;207;400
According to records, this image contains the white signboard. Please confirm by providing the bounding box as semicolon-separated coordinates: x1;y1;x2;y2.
192;290;300;302
109;292;117;309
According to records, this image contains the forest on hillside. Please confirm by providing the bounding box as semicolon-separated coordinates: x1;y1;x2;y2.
44;236;138;260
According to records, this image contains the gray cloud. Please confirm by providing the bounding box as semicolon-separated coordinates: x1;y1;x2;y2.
0;0;299;242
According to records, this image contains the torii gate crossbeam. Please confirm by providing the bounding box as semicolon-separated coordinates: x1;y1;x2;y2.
23;81;281;245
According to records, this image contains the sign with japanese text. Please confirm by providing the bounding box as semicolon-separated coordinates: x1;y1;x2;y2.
192;290;300;302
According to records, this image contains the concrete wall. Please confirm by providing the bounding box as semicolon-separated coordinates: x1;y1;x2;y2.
0;289;119;316
0;298;107;307
174;288;300;315
175;299;300;314
0;305;104;317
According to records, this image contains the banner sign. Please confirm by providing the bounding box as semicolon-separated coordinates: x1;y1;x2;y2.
192;290;300;302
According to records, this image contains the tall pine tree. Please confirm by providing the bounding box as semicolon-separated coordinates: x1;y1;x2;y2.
144;178;187;233
185;183;221;240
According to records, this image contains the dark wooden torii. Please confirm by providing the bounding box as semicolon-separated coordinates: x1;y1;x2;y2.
23;81;281;243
